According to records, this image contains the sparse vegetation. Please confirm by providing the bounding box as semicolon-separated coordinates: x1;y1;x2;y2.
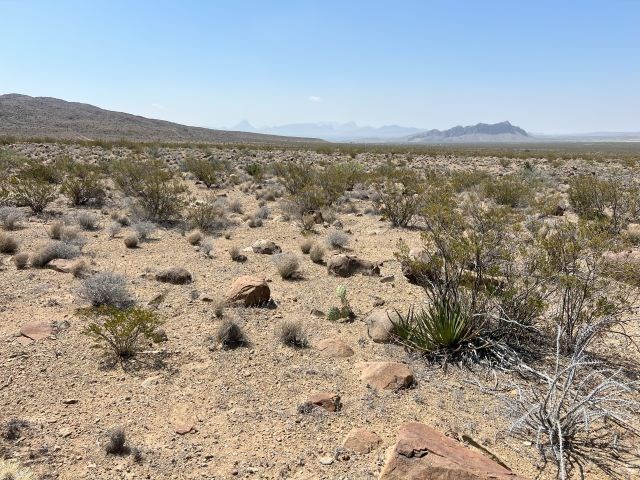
0;232;18;254
215;319;248;349
272;253;301;279
30;240;80;267
78;271;132;307
0;207;25;230
277;320;308;348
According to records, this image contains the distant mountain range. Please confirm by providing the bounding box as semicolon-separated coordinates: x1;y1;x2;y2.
0;94;322;144
231;120;531;143
230;121;424;141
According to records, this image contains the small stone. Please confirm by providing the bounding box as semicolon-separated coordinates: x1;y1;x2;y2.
62;399;79;405
343;428;382;454
308;392;342;412
317;337;354;358
380;275;395;283
318;456;334;465
20;322;55;341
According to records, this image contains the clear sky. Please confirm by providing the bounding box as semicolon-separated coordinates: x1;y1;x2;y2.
1;0;639;133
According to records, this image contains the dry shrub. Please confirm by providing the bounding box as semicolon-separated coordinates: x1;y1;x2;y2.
13;252;29;269
76;211;101;231
309;243;325;263
78;271;132;307
0;207;25;230
30;241;80;268
272;253;301;279
215;319;248;349
0;232;18;254
124;234;139;248
277;320;308;348
187;229;203;245
300;238;314;254
49;220;65;239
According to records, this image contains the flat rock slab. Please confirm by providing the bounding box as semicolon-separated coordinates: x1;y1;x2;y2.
379;422;526;479
170;405;198;435
20;322;55;341
47;259;76;273
316;337;354;358
358;361;413;391
343;427;382;454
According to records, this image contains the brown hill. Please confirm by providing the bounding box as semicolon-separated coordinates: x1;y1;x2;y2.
0;94;323;144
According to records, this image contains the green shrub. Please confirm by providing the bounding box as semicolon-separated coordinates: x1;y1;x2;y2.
61;164;105;206
82;306;164;358
372;166;425;227
244;162;264;181
483;174;533;208
326;285;354;321
9;177;57;213
184;156;226;187
185;196;228;232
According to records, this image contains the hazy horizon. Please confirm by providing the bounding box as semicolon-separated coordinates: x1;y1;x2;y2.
1;0;639;134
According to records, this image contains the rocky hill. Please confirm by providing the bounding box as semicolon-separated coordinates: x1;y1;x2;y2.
406;121;529;143
0;94;322;144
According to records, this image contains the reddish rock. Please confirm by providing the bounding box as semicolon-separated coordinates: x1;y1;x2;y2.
358;361;413;391
47;259;76;273
20;322;55;341
317;337;354;358
225;276;270;306
308;392;342;412
170;405;197;435
343;427;382;454
379;422;525;479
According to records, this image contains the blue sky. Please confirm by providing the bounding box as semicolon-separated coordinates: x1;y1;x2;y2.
1;0;639;133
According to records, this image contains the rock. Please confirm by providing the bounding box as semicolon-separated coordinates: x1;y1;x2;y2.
379;422;524;479
310;308;325;318
251;239;282;255
171;405;197;435
380;275;395;283
225;276;270;306
343;428;382;454
62;399;79;405
358;361;413;391
308;392;342;412
365;310;400;343
318;456;334;465
47;259;76;273
20;321;55;341
317;337;354;358
327;254;382;277
155;267;192;285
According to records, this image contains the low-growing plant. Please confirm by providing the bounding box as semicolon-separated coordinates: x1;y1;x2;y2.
0;232;18;254
107;222;122;238
277;320;308;348
13;252;29;269
61;164;105;206
309;243;325;263
215;319;248;349
76;211;101;231
483;174;533;208
229;245;246;262
0;207;25;230
78;271;132;307
9;176;58;213
49;220;65;239
131;221;156;241
123;234;139;248
326;230;350;250
185;196;228;232
30;240;80;268
300;238;314;254
272;253;301;279
326;285;354;321
200;240;213;256
184;156;226;187
186;229;203;245
83;306;163;359
0;458;35;480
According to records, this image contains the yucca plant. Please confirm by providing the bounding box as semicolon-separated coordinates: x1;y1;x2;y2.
391;299;483;361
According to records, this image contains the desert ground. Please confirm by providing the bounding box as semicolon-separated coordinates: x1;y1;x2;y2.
1;141;639;480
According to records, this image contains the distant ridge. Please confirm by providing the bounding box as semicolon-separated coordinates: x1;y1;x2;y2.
406;121;529;143
0;94;323;144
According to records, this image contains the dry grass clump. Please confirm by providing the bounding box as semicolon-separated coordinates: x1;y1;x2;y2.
76;211;101;231
0;458;35;480
247;215;263;228
0;232;18;254
104;426;129;455
48;219;65;239
30;240;80;268
227;198;244;214
0;207;25;230
107;222;122;238
78;271;132;307
131;221;156;241
186;229;203;245
272;253;301;279
70;259;88;277
326;230;350;250
300;238;314;254
229;245;246;262
123;234;139;248
200;240;213;256
13;252;29;269
59;225;86;248
277;320;308;348
215;319;248;349
309;243;325;263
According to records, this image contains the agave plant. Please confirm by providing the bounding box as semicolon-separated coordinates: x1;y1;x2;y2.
391;299;482;357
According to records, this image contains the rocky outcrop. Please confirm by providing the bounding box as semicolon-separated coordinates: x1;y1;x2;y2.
379;422;525;479
327;254;381;277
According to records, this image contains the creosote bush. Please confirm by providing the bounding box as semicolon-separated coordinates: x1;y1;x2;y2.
78;271;132;307
83;306;163;359
309;243;324;264
185;196;228;232
9;176;58;213
61;164;105;206
326;230;350;250
277;320;308;349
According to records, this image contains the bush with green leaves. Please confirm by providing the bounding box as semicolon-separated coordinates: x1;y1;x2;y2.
61;164;105;206
482;173;533;208
372;166;425;227
185;196;229;232
184;156;227;187
326;285;354;321
9;176;58;213
568;175;639;233
244;162;264;181
82;306;164;359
